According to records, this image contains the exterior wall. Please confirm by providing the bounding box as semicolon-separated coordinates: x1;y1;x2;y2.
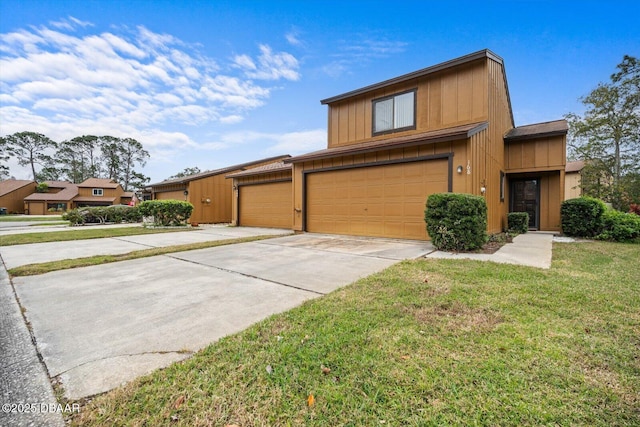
292;138;470;233
504;172;562;232
26;201;45;215
77;185;124;200
231;170;292;226
187;174;231;223
565;171;582;199
327;59;488;148
0;183;36;213
155;190;188;201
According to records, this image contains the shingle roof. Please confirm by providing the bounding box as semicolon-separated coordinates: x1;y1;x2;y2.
226;160;292;178
504;120;568;141
24;183;78;202
285;122;488;164
566;160;585;173
78;178;120;188
72;196;117;203
0;180;35;197
149;155;290;187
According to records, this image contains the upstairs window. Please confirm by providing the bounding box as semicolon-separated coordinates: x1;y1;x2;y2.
92;188;104;196
373;90;416;135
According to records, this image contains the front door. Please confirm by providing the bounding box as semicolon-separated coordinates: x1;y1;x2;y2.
511;179;539;229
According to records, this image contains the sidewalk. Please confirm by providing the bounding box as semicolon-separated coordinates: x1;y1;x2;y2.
0;258;65;427
426;232;555;269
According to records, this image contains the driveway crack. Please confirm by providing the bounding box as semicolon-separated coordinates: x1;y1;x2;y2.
165;254;326;296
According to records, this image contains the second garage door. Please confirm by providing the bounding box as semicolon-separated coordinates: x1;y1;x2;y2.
306;159;449;240
239;181;292;228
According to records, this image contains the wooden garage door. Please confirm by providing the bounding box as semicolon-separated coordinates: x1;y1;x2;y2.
239;181;292;228
306;159;449;240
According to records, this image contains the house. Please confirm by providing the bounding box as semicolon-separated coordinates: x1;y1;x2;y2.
148;155;290;224
282;49;567;240
23;178;130;214
24;181;78;214
565;160;585;199
227;157;293;228
0;179;36;214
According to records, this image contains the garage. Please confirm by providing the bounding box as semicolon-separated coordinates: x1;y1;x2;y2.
305;159;449;240
239;181;292;228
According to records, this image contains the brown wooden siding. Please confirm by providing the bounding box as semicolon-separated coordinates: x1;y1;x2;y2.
77;186;123;199
565;172;582;199
505;172;562;232
0;183;36;213
155;190;187;201
327;59;488;148
504;135;566;172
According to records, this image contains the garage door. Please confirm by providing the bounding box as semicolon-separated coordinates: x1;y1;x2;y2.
306;159;449;240
239;181;292;228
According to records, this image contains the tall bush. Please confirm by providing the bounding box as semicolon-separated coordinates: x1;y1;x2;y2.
138;200;193;226
507;212;529;234
561;197;606;237
425;193;487;251
596;209;640;242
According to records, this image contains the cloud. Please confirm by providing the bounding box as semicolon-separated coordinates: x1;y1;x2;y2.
201;129;326;155
0;20;302;172
322;34;408;77
286;28;303;47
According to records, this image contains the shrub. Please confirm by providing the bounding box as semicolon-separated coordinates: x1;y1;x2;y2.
62;205;142;225
62;209;85;225
138;200;194;226
596;209;640;242
561;197;606;237
425;193;487;251
507;212;529;234
630;203;640;216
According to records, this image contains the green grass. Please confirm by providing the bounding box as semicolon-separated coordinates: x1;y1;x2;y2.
0;215;63;222
0;226;193;246
8;235;285;276
71;241;640;426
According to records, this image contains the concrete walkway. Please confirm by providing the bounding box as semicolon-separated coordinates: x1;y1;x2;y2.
426;231;555;269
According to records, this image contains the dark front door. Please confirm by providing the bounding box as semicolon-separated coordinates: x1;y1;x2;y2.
511;179;539;229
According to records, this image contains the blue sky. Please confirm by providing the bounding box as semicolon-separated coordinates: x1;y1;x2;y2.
1;0;638;184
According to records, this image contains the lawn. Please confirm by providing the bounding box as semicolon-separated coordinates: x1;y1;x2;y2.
0;215;63;222
72;241;639;426
0;226;194;246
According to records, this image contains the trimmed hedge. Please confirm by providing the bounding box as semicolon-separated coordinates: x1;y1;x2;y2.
63;205;142;225
138;200;194;226
596;209;640;242
507;212;529;234
561;197;606;237
425;193;487;251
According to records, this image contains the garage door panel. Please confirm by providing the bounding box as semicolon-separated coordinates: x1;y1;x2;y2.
307;159;449;240
239;181;292;228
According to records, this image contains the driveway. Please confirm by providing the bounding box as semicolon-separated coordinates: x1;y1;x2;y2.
9;231;432;399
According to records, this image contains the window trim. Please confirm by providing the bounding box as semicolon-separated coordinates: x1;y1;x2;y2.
92;188;104;196
500;171;505;202
372;89;417;136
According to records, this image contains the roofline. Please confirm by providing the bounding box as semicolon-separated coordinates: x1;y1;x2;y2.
320;49;504;104
148;155;290;187
285;122;488;164
226;163;292;179
504;119;569;142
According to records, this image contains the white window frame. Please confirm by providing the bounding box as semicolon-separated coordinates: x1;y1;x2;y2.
92;188;104;196
372;89;416;135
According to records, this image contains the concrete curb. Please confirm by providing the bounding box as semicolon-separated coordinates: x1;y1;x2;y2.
0;256;65;427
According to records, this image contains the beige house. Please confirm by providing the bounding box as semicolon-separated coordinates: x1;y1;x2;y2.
0;179;36;214
565;160;585;200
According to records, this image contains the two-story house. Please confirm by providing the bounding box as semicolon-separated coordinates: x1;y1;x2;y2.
278;49;567;240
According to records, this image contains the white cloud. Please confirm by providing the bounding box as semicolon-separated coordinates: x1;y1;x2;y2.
322;35;408;77
286;28;303;47
0;21;303;177
201;129;326;155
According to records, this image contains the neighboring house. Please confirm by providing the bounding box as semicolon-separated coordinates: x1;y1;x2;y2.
0;179;36;214
281;49;567;240
23;178;130;214
74;178;126;207
227;158;293;228
24;181;78;214
148;155;290;224
565;160;585;200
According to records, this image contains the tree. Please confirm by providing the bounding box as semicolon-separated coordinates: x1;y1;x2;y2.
566;55;640;210
99;136;149;191
168;167;201;179
1;132;58;180
0;137;10;179
56;136;103;183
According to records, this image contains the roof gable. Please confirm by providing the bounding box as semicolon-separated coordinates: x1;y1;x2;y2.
0;179;35;196
78;178;120;188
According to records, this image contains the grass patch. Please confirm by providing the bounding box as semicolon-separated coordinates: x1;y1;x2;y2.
0;226;193;246
71;241;640;426
0;215;62;222
8;235;283;276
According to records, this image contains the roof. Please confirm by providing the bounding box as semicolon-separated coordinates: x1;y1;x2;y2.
566;160;585;173
149;155;290;187
73;196;117;203
42;180;75;188
321;49;504;101
0;179;35;196
285;122;488;164
121;192;135;198
78;178;120;188
504;119;568;141
24;183;78;202
226;160;292;178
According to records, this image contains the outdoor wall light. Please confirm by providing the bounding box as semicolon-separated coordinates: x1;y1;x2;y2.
457;165;463;174
206;198;211;204
183;190;189;196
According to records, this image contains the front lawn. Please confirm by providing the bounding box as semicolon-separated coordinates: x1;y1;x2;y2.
72;241;639;426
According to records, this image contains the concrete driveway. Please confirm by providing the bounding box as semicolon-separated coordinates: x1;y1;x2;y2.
10;231;432;399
